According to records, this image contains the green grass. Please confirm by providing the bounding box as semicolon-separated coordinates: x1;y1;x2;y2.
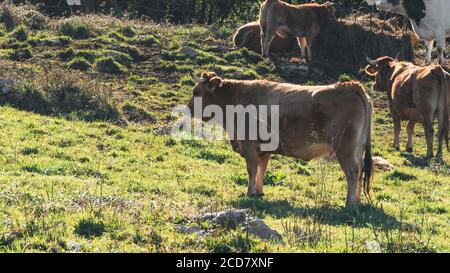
0;10;448;253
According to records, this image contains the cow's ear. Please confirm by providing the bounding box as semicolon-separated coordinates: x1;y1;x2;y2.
205;77;223;93
365;65;377;76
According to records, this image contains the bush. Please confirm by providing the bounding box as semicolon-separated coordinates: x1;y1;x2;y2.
95;56;128;75
67;57;92;71
59;19;92;39
0;3;48;31
1;65;119;121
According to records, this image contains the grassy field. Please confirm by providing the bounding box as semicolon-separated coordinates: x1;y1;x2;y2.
0;5;448;253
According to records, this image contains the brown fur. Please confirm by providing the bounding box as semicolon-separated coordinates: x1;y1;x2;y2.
366;57;449;159
187;72;373;207
233;21;298;54
259;0;337;60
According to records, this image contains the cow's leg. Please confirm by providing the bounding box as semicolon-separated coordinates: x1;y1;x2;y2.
336;151;362;207
261;27;276;57
297;37;307;58
425;40;434;64
255;153;271;196
305;34;316;62
406;121;415;153
422;118;435;159
393;117;401;150
242;144;260;196
436;36;446;64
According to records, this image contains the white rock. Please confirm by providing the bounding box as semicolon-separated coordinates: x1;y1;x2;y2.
373;156;394;171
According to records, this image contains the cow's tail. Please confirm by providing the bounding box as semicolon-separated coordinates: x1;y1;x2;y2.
362;87;373;203
351;83;373;203
436;67;449;153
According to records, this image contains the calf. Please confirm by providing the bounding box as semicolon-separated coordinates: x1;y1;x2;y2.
259;0;336;60
366;0;450;64
187;72;373;207
364;54;449;158
233;21;297;54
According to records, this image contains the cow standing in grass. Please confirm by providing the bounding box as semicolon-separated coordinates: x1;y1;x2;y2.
366;0;450;64
233;21;298;54
364;54;449;159
186;72;373;207
259;0;336;60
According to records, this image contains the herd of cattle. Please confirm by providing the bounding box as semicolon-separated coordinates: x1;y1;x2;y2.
186;0;450;207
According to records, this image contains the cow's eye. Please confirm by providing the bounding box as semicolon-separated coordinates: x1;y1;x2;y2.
194;90;199;96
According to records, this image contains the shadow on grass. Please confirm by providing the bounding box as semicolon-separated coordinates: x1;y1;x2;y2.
229;197;401;229
400;152;428;167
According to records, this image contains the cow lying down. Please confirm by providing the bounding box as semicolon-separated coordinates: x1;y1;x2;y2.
233;21;298;54
187;72;373;207
365;54;449;159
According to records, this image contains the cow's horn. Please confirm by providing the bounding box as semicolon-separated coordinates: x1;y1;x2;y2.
363;51;377;65
394;51;400;61
191;72;208;84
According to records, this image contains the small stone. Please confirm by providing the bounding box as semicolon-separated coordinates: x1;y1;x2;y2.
177;225;206;236
365;240;382;253
373;156;394;171
245;218;282;242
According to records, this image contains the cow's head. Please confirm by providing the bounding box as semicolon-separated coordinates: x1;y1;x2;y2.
365;0;406;15
364;54;396;92
187;71;223;121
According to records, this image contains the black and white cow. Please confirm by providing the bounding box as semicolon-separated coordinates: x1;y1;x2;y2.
366;0;450;64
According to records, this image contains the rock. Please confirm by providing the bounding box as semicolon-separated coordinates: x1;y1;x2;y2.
0;77;15;95
177;225;206;236
365;240;382;253
373;156;394;171
180;46;198;57
203;209;249;229
66;241;81;252
245;218;282;242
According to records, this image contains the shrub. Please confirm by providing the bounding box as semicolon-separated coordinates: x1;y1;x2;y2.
59;19;92;39
95;56;128;75
67;57;92;71
0;3;48;31
1;65;119;120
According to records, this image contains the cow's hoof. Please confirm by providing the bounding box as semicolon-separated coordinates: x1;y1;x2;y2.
406;147;413;153
255;192;264;197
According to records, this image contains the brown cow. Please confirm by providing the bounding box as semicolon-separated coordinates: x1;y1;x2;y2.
365;54;449;159
186;72;373;207
259;0;336;60
233;21;298;54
